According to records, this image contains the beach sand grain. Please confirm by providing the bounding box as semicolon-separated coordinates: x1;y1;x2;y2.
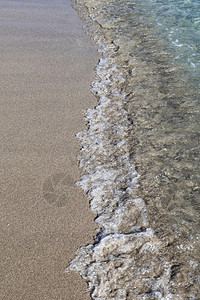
0;0;98;299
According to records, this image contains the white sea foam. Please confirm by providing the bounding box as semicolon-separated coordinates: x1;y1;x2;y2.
68;35;178;298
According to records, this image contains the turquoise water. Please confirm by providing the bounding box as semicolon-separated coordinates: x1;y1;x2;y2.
71;0;200;298
131;0;200;72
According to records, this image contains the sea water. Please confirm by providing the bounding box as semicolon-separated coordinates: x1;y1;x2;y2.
70;0;200;298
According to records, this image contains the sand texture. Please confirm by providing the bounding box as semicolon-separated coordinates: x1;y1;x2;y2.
0;0;98;299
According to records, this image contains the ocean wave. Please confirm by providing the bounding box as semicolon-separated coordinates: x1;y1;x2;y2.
69;0;199;298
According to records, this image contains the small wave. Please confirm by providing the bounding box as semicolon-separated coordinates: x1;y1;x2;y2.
69;19;178;300
69;0;199;299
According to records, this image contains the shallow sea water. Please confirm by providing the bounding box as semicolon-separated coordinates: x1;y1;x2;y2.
70;0;200;299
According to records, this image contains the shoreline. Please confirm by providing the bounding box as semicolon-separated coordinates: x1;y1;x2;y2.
69;0;200;299
0;0;99;299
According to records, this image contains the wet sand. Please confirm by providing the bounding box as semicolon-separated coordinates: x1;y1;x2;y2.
0;0;98;299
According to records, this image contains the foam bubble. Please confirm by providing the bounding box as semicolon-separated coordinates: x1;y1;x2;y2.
69;33;175;300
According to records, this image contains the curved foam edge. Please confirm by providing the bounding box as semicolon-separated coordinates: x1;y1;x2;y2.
68;34;177;299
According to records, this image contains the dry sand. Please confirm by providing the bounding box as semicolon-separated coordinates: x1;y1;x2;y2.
0;0;98;299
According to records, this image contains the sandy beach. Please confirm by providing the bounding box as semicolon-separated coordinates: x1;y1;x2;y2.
0;0;98;299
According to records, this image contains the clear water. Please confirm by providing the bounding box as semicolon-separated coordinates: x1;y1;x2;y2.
126;0;200;72
70;0;200;298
